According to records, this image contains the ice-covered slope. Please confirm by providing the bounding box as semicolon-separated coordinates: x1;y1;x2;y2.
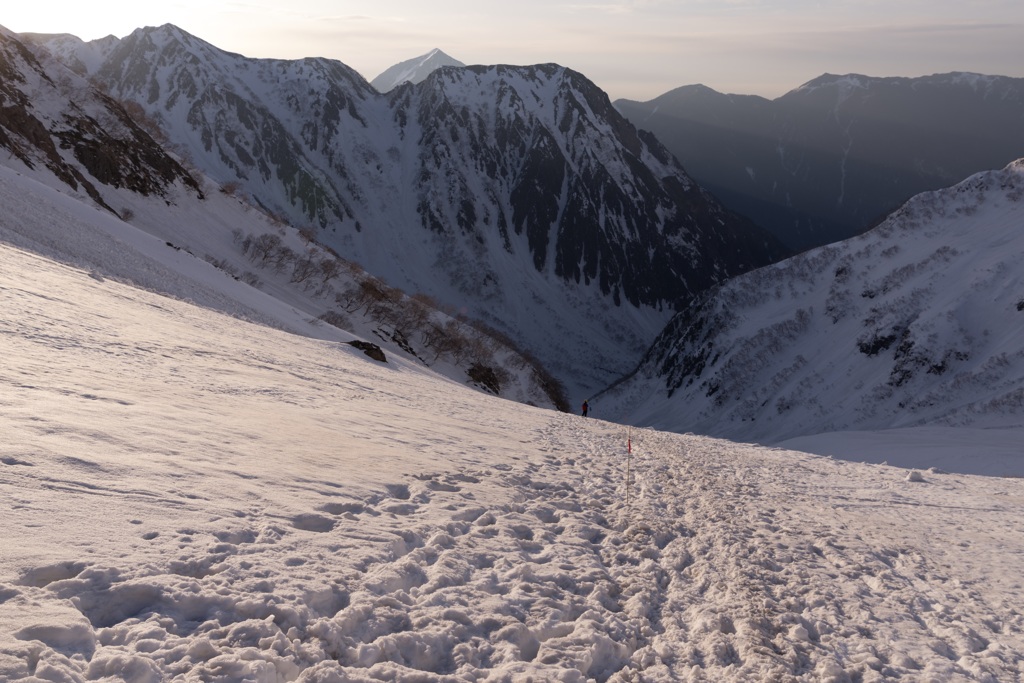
600;161;1024;446
2;199;1023;681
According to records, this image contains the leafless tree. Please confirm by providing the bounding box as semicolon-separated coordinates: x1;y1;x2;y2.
249;233;282;263
220;181;242;196
317;310;350;329
290;253;319;285
317;257;344;287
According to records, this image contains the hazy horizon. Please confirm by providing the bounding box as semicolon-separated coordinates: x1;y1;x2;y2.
4;1;1024;101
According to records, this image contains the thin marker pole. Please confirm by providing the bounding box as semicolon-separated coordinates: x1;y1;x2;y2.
626;426;632;507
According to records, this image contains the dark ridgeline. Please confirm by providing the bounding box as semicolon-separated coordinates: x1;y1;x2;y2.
616;74;1024;251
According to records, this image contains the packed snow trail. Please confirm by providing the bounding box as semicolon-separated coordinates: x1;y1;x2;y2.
594;427;1024;681
2;243;1023;681
4;409;1024;681
485;418;1024;682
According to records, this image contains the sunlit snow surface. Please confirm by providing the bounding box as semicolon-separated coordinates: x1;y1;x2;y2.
2;174;1023;682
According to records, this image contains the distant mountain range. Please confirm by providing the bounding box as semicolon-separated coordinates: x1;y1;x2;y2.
367;52;1024;256
599;160;1024;442
9;25;783;398
614;74;1024;251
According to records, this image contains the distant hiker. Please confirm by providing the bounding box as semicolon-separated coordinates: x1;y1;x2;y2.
581;400;589;417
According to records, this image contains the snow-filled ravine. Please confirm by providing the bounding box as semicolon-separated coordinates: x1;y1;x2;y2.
2;238;1024;682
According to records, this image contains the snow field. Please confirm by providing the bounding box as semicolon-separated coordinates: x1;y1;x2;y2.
2;242;1023;681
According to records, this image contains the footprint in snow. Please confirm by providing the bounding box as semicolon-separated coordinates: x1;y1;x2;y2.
212;527;257;544
17;561;87;588
318;501;366;516
291;513;336;533
385;483;410;500
424;479;461;492
380;502;418;516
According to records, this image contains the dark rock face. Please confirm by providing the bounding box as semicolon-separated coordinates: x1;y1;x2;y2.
402;64;787;310
616;74;1024;251
467;364;501;394
0;30;201;212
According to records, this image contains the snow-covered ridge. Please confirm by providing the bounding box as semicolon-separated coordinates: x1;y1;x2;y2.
15;29;120;74
792;73;870;105
601;161;1024;449
791;71;1005;97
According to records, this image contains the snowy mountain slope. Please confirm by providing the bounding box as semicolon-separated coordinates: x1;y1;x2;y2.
0;27;570;409
0;155;561;411
87;24;377;230
2;227;1023;681
615;73;1024;251
27;24;785;397
370;48;465;92
600;161;1024;446
0;26;201;213
15;30;120;75
0;35;566;410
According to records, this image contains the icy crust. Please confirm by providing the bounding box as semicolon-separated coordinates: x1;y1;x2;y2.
1;238;1023;682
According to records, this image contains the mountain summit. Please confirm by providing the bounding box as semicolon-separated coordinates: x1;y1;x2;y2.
371;48;465;92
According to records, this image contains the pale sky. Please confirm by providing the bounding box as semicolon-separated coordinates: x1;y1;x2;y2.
4;1;1023;101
